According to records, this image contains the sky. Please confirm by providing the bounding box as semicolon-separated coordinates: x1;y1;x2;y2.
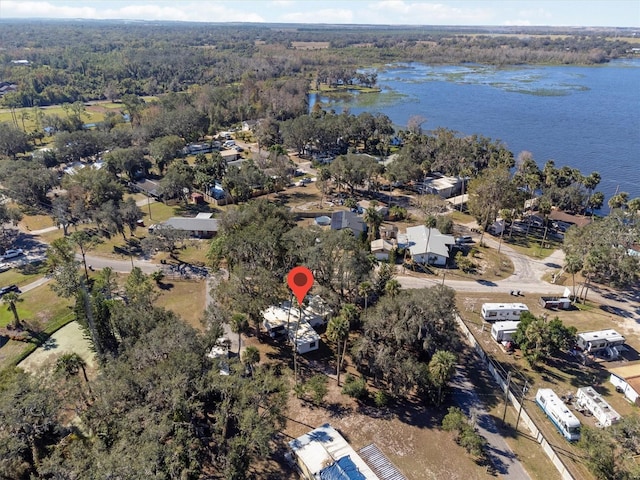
0;0;638;27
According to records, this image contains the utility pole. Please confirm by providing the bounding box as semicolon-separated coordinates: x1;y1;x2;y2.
515;380;528;431
502;371;512;426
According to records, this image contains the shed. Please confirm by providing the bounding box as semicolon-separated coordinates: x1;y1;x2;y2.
609;364;640;405
370;239;395;261
539;296;571;310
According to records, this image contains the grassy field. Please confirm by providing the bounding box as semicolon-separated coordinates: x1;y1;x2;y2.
0;105;107;133
154;278;207;331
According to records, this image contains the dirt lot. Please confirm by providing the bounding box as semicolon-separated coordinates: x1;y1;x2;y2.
244;332;525;480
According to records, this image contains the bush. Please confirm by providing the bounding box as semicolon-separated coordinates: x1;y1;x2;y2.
373;390;390;408
306;374;328;405
342;374;368;399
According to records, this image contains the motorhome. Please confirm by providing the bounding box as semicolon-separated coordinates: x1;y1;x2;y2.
536;388;581;441
481;303;529;322
575;386;621;427
576;329;625;354
491;321;520;343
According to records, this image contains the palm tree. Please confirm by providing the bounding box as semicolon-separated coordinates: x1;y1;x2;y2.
229;313;249;355
429;350;457;406
424;215;437;266
608;192;629;213
384;279;401;298
241;345;260;375
363;207;383;242
55;352;89;383
326;315;350;386
564;254;583;302
358;281;373;313
2;291;23;329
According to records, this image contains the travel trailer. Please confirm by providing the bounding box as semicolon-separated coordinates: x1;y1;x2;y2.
575;387;621;427
481;303;529;322
576;330;625;354
490;321;520;343
536;388;581;441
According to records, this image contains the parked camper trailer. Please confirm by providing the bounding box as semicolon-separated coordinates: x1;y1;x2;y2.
491;321;520;343
536;388;581;441
575;387;621;427
576;329;625;354
539;296;571;310
481;303;529;322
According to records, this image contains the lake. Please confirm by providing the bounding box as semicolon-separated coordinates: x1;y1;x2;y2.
310;60;640;204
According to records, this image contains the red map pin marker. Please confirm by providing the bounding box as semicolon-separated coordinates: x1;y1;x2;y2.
287;266;314;305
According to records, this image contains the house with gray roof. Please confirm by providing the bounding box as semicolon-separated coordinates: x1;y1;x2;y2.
331;210;367;237
404;225;455;266
160;213;219;238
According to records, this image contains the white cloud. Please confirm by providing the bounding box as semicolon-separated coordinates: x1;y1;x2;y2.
364;1;494;25
282;8;355;24
1;1;265;22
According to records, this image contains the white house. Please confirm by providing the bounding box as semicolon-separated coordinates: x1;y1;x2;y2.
262;303;322;354
370;238;395;261
288;424;380;480
405;225;455;266
609;364;640;405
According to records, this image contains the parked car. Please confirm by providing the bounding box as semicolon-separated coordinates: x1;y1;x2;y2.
233;145;244;152
1;249;23;260
0;284;21;296
455;236;473;244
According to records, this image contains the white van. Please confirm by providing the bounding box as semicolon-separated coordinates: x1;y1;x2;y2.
223;140;236;148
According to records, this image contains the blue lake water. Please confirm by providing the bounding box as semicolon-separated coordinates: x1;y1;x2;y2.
311;60;640;204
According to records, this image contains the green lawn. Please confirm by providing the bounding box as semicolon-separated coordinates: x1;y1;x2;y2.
0;262;48;289
0;279;72;328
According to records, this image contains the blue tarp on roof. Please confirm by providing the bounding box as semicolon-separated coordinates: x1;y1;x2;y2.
319;456;366;480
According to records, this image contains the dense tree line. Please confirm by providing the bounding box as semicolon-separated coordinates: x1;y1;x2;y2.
0;264;289;479
1;21;636;107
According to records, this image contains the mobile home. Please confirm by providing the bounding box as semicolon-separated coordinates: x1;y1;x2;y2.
289;320;320;354
576;329;625;354
481;303;529;322
575;386;621;427
491;321;520;343
535;388;581;441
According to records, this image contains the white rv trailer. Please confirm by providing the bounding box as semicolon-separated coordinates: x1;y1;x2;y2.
491;321;520;343
535;388;581;441
576;329;625;353
575;386;621;427
481;303;529;322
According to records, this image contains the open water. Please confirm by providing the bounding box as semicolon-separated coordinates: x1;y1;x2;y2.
310;60;640;204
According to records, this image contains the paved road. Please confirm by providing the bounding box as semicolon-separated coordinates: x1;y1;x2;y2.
450;364;531;480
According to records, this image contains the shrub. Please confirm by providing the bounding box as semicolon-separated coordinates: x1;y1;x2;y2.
342;374;368;399
373;390;390;408
306;374;328;405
